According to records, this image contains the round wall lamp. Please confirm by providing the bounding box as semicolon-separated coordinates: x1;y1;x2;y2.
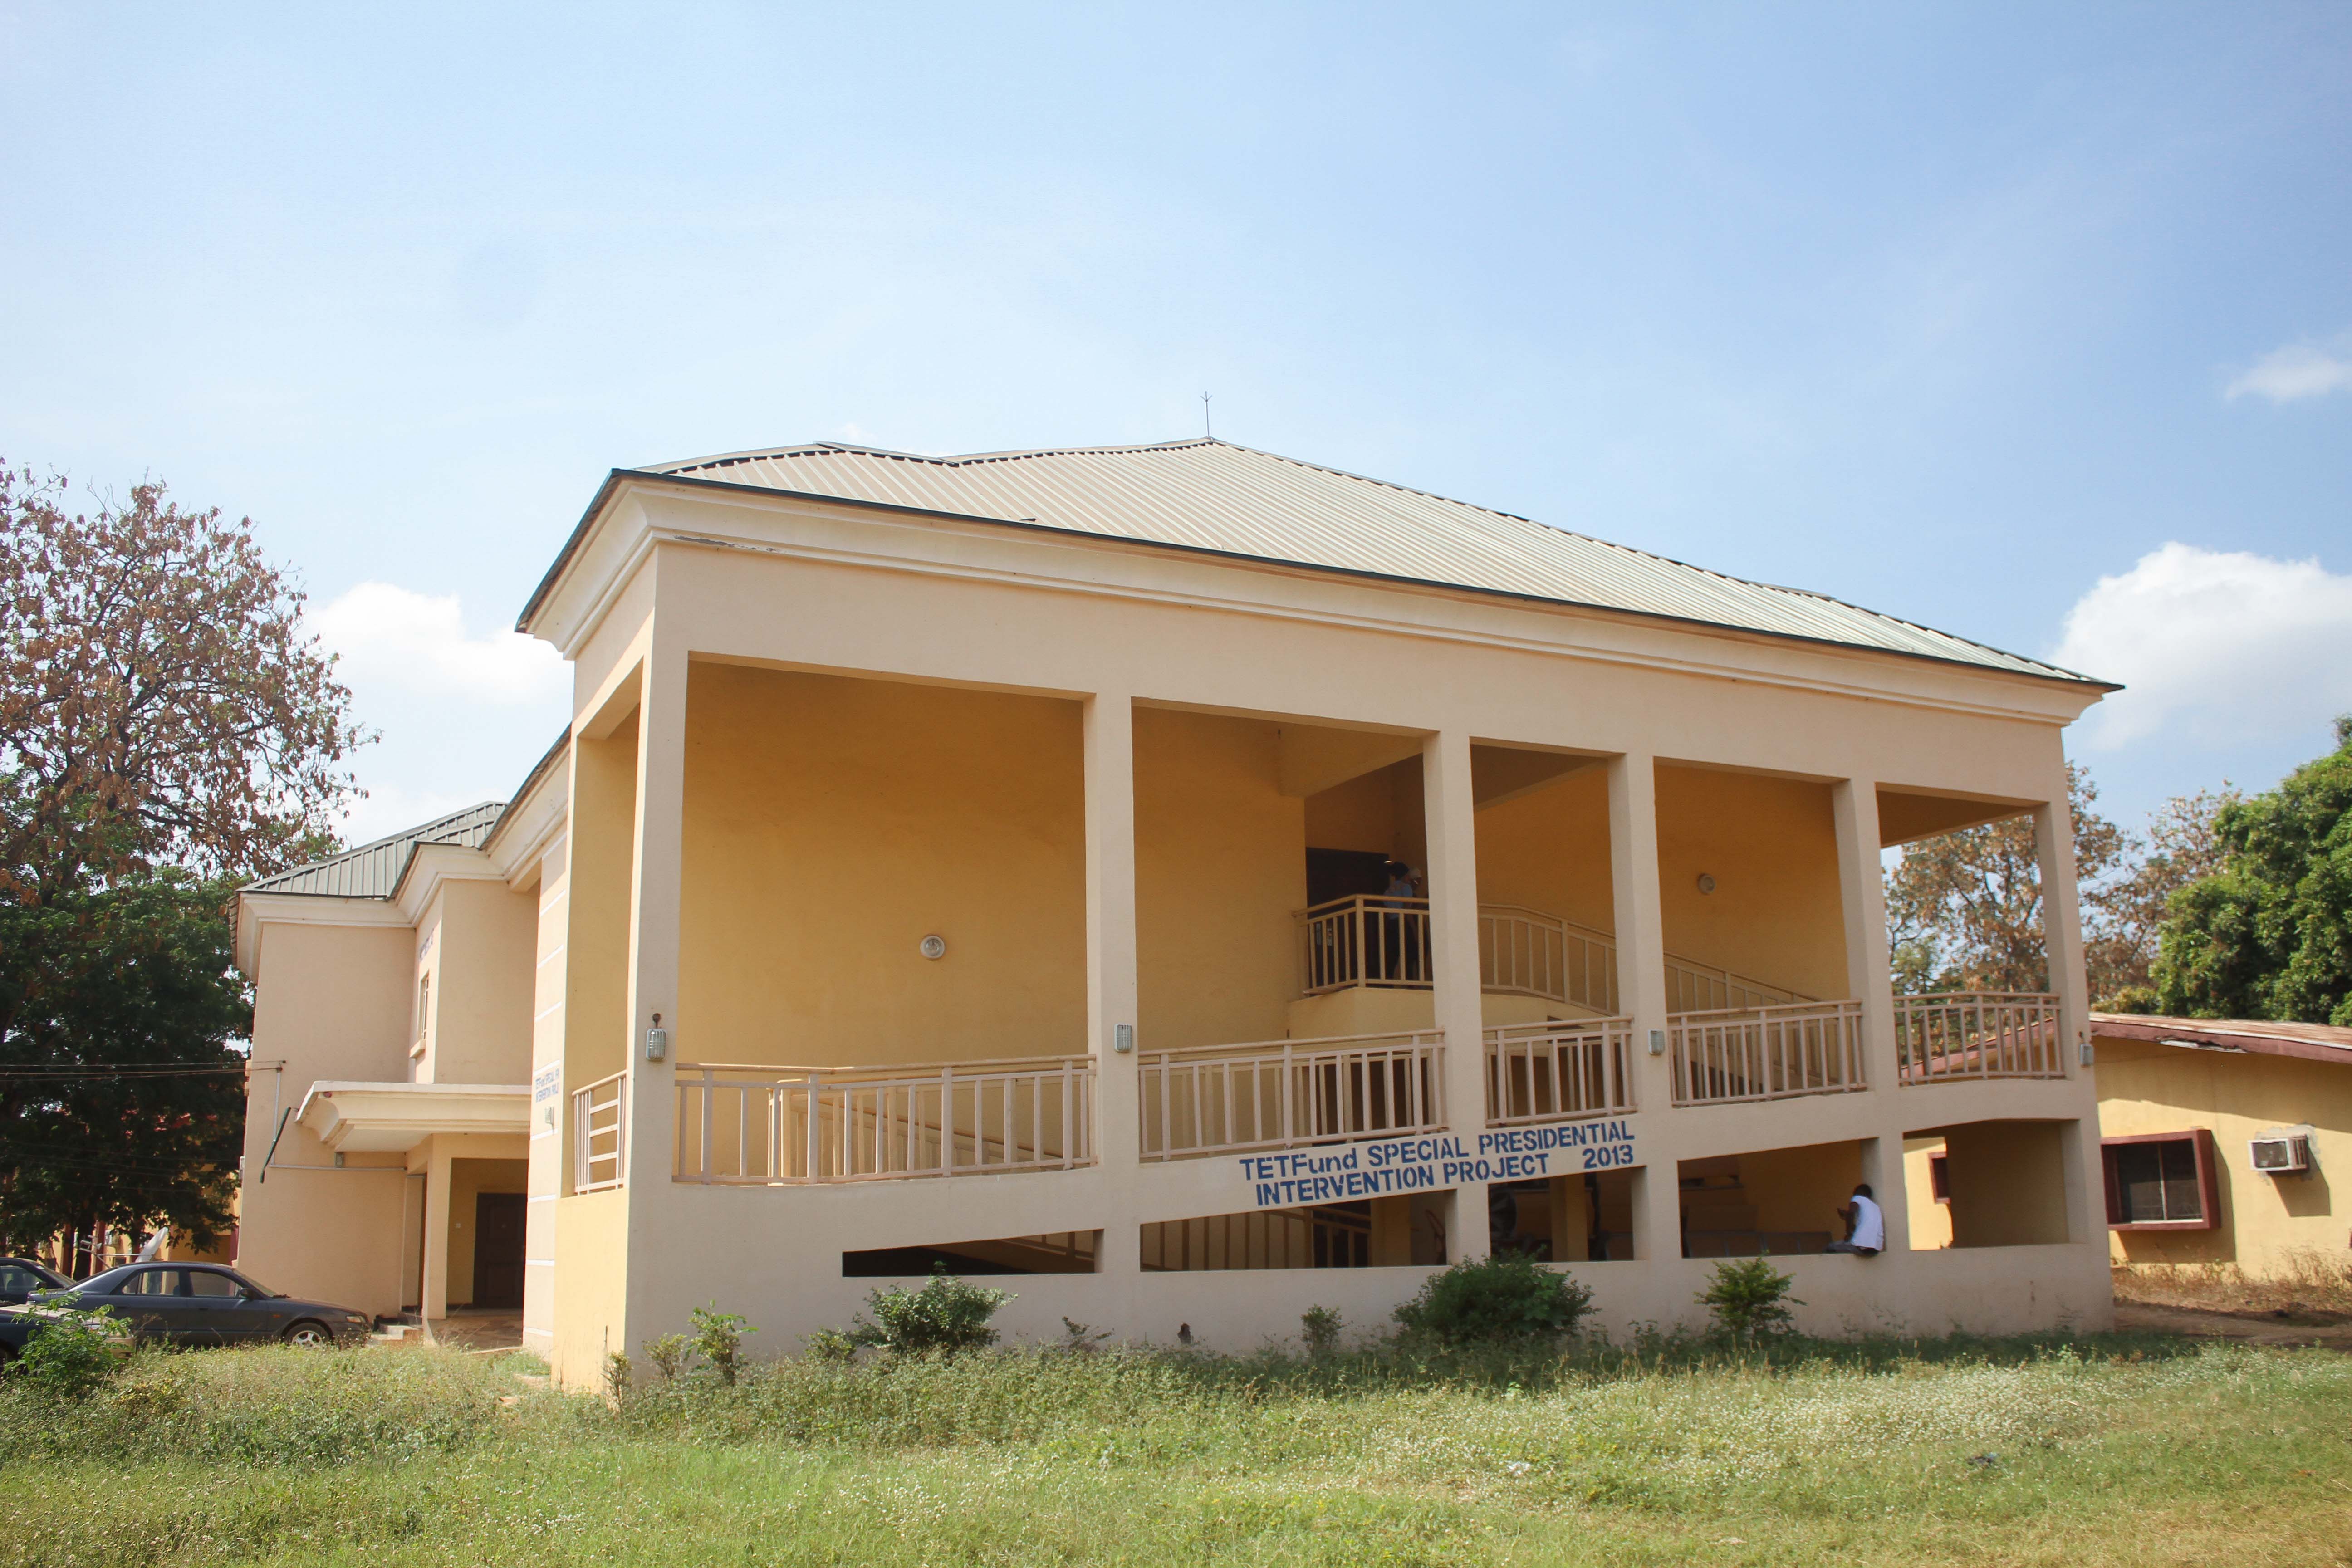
1696;874;1717;895
918;934;948;960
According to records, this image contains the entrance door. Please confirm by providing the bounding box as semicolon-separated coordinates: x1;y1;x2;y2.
471;1193;525;1309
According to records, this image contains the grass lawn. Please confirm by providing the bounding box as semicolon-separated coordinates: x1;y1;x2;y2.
2;1331;2347;1567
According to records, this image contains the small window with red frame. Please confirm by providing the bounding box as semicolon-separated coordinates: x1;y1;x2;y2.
2102;1130;2219;1230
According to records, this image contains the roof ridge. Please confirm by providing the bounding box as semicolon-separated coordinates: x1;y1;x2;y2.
242;800;505;894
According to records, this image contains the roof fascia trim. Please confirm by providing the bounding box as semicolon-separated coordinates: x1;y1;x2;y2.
2090;1015;2351;1065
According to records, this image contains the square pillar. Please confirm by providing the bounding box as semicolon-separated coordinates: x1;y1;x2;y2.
420;1140;453;1321
1606;751;1679;1267
2034;781;2103;1246
1832;779;1900;1078
1422;731;1490;1259
1085;690;1141;1274
621;641;689;1194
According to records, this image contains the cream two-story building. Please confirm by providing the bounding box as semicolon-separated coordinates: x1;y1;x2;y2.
236;437;2115;1383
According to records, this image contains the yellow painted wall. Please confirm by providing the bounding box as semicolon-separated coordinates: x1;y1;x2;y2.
426;880;539;1085
1304;761;1406;859
1654;764;1849;1000
678;664;1086;1068
1472;764;1616;935
2094;1036;2350;1277
1904;1137;1954;1249
1134;708;1303;1052
444;1156;528;1306
238;920;418;1317
1942;1120;2071;1248
553;1189;629;1388
1737;1140;1865;1235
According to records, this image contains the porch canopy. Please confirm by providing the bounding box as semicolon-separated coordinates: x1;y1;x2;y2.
296;1082;529;1153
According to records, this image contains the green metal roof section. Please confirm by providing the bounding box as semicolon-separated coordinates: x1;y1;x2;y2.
522;436;2107;687
241;801;505;900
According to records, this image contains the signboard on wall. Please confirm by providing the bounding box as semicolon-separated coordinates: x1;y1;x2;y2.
532;1066;560;1132
1234;1119;1640;1210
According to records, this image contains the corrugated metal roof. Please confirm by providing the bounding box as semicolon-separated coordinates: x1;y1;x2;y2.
241;802;505;900
608;437;2102;686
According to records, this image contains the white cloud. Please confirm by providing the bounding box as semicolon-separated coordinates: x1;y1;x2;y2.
2225;341;2352;403
2055;543;2352;750
334;782;482;848
309;582;565;706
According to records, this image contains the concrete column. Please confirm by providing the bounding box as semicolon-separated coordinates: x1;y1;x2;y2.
1085;690;1142;1276
1422;731;1490;1260
420;1140;453;1321
1606;750;1679;1266
1832;779;1898;1062
621;641;688;1192
2034;781;2103;1245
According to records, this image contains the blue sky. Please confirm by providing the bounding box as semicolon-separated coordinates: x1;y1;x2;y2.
4;3;2347;844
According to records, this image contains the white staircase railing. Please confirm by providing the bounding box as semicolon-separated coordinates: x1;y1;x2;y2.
1670;999;1866;1106
1895;992;2065;1082
570;1070;627;1192
1295;897;1805;1014
1486;1018;1636;1126
673;1056;1094;1184
1139;1031;1443;1161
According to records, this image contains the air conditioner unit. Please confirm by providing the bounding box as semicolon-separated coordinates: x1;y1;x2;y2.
2249;1135;2311;1174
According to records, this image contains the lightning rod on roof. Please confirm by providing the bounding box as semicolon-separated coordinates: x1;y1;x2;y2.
1201;392;1212;438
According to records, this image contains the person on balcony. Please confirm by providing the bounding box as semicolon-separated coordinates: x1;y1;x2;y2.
1378;862;1426;982
1824;1184;1885;1256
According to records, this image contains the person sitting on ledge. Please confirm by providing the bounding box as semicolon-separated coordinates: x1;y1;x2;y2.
1824;1183;1885;1256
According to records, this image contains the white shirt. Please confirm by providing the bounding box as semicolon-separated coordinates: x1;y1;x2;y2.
1849;1194;1885;1251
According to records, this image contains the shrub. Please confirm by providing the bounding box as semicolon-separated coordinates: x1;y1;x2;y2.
603;1351;633;1402
1393;1253;1593;1346
1698;1257;1803;1341
691;1305;754;1387
643;1333;694;1383
9;1306;129;1398
1300;1305;1343;1357
803;1328;857;1362
847;1264;1012;1356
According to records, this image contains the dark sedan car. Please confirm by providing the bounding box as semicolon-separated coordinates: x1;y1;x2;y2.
0;1262;372;1353
0;1256;68;1306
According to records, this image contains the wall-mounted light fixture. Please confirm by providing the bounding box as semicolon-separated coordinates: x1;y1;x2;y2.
645;1012;669;1062
919;934;947;960
1647;1029;1666;1057
1114;1024;1135;1054
1696;873;1717;895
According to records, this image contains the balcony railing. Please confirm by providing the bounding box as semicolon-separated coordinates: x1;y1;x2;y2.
1486;1018;1636;1126
1670;999;1866;1106
1895;992;2066;1083
571;1070;627;1193
1139;1031;1443;1161
673;1056;1094;1184
1296;896;1803;1015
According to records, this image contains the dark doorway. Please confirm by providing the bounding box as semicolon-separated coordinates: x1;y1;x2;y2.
1307;847;1393;906
472;1192;525;1308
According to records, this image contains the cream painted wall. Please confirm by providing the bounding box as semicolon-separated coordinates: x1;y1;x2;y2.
1735;1140;1865;1235
426;880;539;1085
677;663;1087;1068
524;836;570;1354
1472;764;1616;936
1942;1121;2072;1249
238;919;417;1317
1654;764;1849;1000
1134;708;1303;1052
2095;1037;2350;1277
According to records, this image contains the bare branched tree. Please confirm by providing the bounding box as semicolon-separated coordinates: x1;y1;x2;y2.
0;462;366;903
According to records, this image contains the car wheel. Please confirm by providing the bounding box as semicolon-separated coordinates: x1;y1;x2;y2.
281;1319;335;1348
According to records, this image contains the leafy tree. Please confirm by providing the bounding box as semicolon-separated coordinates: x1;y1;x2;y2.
0;872;248;1258
2153;718;2352;1025
2090;785;2239;1010
1885;764;2129;995
1;462;362;904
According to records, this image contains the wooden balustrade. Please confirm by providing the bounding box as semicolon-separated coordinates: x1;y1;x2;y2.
1485;1018;1637;1125
1895;992;2066;1082
673;1056;1094;1184
1138;1031;1444;1161
571;1070;627;1192
1669;999;1867;1106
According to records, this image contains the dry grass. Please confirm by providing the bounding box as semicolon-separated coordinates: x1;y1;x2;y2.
2114;1250;2352;1318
